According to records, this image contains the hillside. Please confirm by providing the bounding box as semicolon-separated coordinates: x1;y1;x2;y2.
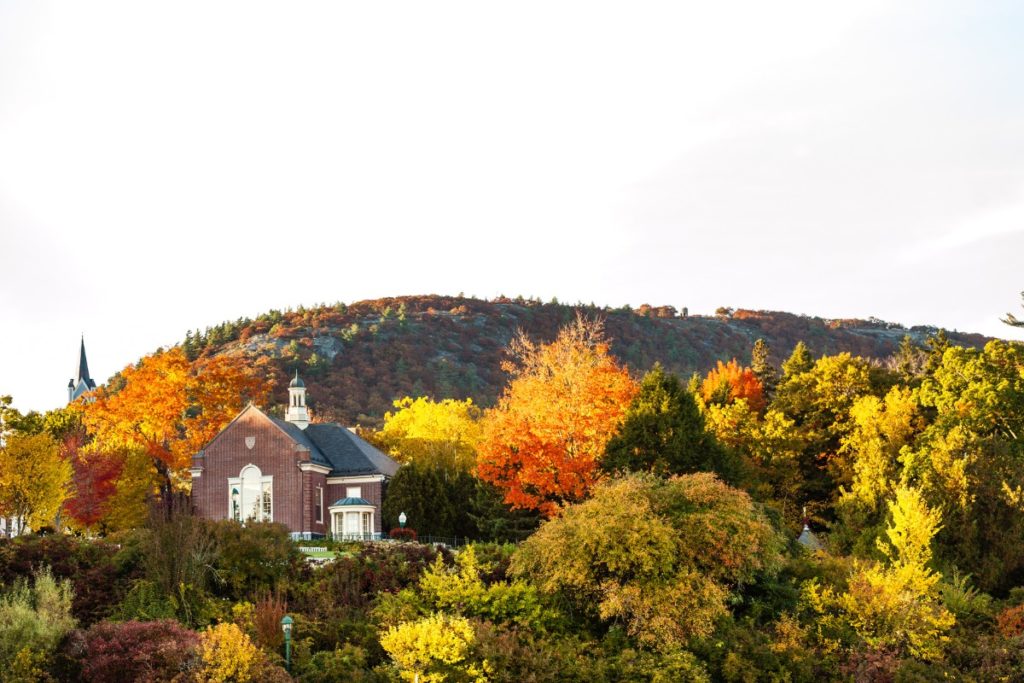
182;295;990;426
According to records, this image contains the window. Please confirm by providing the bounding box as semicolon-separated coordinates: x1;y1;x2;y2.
346;486;362;499
228;465;272;523
315;487;323;524
362;512;371;534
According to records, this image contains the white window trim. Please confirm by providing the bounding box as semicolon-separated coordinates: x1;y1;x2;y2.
228;463;273;522
316;486;324;524
327;503;375;538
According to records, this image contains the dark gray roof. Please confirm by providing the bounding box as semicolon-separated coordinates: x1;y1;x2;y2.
269;418;399;477
330;497;372;507
75;337;96;389
289;371;305;388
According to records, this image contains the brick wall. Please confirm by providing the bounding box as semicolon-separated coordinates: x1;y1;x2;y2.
191;407;307;532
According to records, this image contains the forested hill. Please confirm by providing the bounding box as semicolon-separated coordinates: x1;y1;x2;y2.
181;295;990;425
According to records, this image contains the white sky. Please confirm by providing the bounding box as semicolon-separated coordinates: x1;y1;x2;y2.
1;1;1023;413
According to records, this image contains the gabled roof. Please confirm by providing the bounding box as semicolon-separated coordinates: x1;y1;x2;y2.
200;403;400;478
291;421;400;477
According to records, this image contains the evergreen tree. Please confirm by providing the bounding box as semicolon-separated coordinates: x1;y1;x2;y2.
601;365;741;483
381;462;476;539
924;329;950;376
782;341;814;378
751;338;779;399
893;334;925;384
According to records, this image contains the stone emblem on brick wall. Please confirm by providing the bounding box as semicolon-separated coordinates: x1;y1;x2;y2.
245;436;256;449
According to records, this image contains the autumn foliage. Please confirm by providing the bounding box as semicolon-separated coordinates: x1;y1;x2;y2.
476;317;638;516
701;359;766;412
77;347;271;481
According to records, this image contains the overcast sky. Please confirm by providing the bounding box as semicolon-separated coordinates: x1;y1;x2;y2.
2;1;1023;413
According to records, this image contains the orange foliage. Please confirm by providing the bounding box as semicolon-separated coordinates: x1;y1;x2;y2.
476;318;638;517
701;359;765;412
997;604;1024;638
78;347;271;479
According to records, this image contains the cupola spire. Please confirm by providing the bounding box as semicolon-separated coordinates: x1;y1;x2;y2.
285;370;310;429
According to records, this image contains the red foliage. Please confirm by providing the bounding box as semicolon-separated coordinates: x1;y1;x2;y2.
77;620;199;683
62;435;123;530
389;527;418;541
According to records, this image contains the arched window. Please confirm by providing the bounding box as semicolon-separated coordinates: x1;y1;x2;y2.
228;464;272;522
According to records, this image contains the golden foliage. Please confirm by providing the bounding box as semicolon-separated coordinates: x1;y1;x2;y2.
197;621;264;683
376;396;482;472
476;317;638;516
78;347;271;481
0;431;71;530
380;612;488;683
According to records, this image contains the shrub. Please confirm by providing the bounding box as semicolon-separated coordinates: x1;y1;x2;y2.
114;579;177;622
380;613;485;683
0;567;77;670
997;604;1024;638
197;621;262;682
0;534;139;625
211;520;302;601
78;619;198;683
295;644;386;683
389;528;418;542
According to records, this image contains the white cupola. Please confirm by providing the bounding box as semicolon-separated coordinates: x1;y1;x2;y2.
285;370;310;429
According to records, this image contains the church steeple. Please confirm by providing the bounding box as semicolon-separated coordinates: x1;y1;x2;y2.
68;336;98;403
285;370;310;429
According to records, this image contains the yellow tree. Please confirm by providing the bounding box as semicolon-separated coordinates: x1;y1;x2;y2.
0;432;72;531
375;396;483;473
476;317;638;516
833;387;922;553
805;486;955;661
380;612;486;683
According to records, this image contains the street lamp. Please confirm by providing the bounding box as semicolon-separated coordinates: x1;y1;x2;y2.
280;615;293;672
398;511;407;528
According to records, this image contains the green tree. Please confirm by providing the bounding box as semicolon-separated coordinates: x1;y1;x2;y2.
772;352;874;504
751;338;779;399
902;340;1024;591
601;366;740;482
382;461;477;539
512;473;785;651
781;342;814;379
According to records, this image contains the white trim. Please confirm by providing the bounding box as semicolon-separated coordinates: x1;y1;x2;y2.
228;464;273;522
327;504;376;514
326;474;385;485
298;462;331;474
189;467;203;478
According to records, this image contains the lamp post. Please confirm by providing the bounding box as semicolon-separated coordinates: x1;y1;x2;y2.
398;512;407;528
280;615;293;672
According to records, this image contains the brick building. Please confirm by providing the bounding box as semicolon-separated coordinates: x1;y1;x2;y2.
190;372;399;539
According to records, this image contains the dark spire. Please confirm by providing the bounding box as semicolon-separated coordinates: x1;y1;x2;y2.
77;336;96;389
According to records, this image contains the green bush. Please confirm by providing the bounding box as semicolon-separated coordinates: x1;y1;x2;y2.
0;567;77;671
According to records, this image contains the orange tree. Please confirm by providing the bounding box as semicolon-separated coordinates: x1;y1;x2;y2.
476;317;638;516
78;347;271;492
701;359;766;412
